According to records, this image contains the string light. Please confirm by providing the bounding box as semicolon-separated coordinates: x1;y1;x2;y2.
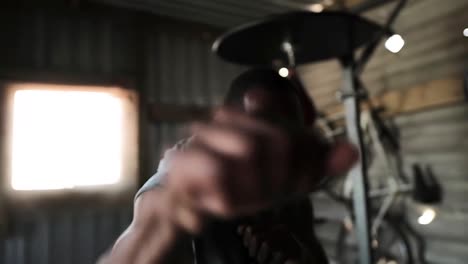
278;67;289;77
385;34;405;53
418;208;436;225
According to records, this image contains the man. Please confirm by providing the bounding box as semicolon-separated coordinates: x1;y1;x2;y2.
100;68;358;263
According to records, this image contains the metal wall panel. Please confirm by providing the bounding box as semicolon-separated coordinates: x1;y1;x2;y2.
0;6;241;264
142;30;243;171
306;1;468;263
381;105;468;263
0;8;137;264
0;208;133;264
299;0;468;109
313;103;468;263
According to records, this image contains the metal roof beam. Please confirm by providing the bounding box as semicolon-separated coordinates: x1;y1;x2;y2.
350;0;398;13
95;0;242;27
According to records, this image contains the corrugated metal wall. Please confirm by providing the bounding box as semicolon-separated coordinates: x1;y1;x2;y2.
307;0;468;263
1;1;466;263
142;29;243;171
0;5;242;264
313;104;468;264
298;0;468;109
398;104;468;264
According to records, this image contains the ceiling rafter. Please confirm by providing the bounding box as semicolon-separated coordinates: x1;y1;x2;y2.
92;0;397;28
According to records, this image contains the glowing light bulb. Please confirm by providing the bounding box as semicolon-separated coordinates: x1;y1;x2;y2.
278;67;289;78
308;4;324;13
463;28;468;37
418;208;436;225
385;34;405;53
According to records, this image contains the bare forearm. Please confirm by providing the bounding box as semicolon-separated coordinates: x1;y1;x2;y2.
100;227;189;264
99;189;182;264
98;226;148;264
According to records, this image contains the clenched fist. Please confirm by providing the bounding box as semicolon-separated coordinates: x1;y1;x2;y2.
167;107;357;232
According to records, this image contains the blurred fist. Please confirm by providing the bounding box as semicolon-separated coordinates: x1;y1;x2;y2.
166;108;358;232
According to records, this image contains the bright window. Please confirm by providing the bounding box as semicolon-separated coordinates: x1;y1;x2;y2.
4;83;138;192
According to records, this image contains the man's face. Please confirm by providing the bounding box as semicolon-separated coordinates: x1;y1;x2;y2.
242;87;305;130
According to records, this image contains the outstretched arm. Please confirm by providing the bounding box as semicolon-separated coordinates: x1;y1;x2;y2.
98;188;187;264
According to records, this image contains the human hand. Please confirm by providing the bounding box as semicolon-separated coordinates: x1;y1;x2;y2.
166;108;358;232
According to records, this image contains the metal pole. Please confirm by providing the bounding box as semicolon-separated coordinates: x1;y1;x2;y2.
342;63;373;264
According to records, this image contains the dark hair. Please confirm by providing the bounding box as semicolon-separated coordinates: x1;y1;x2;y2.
224;68;294;106
224;67;316;125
